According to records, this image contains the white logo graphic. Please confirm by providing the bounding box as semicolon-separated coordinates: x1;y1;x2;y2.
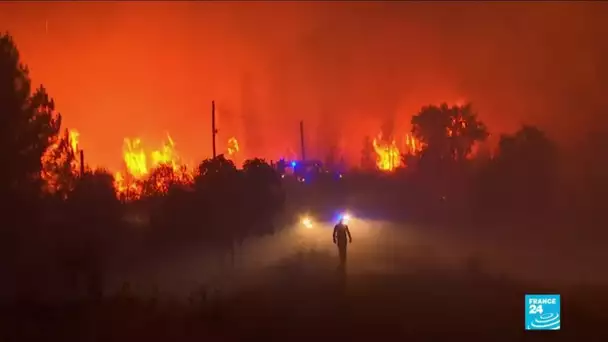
528;312;560;330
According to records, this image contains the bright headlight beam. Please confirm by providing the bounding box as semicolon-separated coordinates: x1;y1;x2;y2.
301;217;313;229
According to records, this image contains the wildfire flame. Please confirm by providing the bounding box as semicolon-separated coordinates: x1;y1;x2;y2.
151;134;179;169
69;130;79;153
403;133;422;155
372;133;422;172
39;124;425;198
41;124;428;198
113;133;193;199
225;136;241;167
39;129;252;199
372;135;401;171
41;128;81;195
113;171;137;198
448;117;467;137
227;136;239;156
122;138;148;178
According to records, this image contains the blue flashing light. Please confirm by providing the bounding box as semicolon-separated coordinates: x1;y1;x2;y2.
336;212;351;224
291;161;297;167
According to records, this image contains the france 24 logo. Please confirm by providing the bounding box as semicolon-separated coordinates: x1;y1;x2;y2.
525;294;561;330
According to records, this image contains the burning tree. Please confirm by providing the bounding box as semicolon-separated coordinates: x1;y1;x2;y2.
142;164;178;197
41;128;80;198
411;102;488;163
114;134;193;200
372;134;402;171
408;102;488;202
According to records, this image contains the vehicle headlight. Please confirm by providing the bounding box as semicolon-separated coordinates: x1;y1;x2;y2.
301;216;313;229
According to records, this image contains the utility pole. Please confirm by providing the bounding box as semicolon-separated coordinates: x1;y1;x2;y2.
212;100;218;158
79;149;85;177
299;120;306;161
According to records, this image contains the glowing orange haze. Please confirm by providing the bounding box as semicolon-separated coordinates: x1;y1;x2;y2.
2;2;607;171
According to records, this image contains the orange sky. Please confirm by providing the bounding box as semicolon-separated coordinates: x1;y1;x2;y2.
2;2;608;170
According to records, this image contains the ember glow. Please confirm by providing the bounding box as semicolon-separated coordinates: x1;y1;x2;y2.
448;117;467;137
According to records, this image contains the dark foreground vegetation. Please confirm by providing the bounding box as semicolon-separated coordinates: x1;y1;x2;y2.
1;32;607;340
4;252;608;341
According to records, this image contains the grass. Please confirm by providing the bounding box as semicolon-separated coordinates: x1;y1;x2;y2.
2;249;607;342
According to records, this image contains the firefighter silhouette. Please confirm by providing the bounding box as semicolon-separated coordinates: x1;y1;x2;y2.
332;217;352;268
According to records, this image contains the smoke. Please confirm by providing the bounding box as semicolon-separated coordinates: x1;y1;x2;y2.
2;2;608;168
240;73;263;158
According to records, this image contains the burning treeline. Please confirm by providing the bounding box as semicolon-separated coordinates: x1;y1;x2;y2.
41;131;242;200
372;133;422;171
112;134;245;200
369;113;474;171
41;126;427;198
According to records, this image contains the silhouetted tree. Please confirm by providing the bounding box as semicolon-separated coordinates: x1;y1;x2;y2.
62;169;122;299
0;34;63;295
242;158;284;233
143;163;198;242
496;125;556;167
408;103;488;209
68;168;121;222
478;125;557;217
243;158;280;185
195;154;238;190
0;33;62;202
412;103;488;163
156;183;197;239
276;158;287;175
194;155;241;265
400;152;419;171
